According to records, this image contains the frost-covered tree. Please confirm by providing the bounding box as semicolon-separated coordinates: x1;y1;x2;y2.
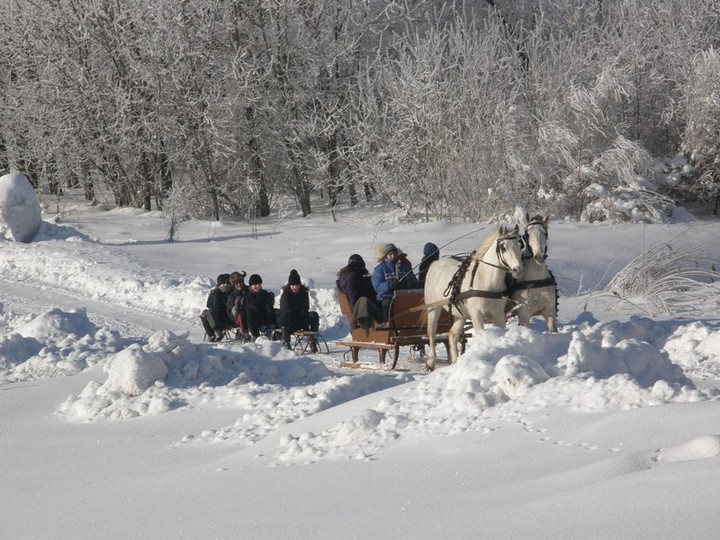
679;48;720;204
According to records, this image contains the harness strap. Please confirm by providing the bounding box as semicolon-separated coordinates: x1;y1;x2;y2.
455;289;508;301
511;277;557;292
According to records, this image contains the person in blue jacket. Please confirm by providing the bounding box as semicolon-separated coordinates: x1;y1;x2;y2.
371;243;419;321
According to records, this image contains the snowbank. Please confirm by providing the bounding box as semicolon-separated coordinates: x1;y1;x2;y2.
0;172;42;242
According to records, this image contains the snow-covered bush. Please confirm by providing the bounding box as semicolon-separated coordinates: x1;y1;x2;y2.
680;47;720;202
591;236;720;315
0;173;42;242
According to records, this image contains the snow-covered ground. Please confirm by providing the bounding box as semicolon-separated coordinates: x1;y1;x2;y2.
2;196;720;539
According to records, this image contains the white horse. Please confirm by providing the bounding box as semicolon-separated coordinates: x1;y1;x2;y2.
424;225;525;371
508;214;558;332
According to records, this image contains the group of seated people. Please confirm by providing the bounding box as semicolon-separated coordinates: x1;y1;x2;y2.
337;241;440;327
200;241;440;351
200;269;319;351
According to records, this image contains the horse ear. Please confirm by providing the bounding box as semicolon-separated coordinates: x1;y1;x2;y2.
512;224;519;234
525;211;530;223
499;225;506;235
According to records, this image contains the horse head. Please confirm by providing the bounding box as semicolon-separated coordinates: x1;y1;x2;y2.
497;224;525;279
525;213;549;264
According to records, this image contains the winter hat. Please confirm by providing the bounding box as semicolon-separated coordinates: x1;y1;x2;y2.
383;243;399;258
423;242;439;257
288;269;301;285
216;273;231;286
348;254;365;267
248;274;262;286
229;271;246;286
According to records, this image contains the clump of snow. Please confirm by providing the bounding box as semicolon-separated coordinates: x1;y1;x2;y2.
659;435;720;463
0;307;124;382
0;172;42;242
16;307;96;340
58;330;411;431
105;344;169;397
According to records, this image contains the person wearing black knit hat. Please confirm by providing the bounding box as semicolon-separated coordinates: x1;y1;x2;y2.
279;269;319;351
288;269;301;285
244;273;277;340
200;273;234;342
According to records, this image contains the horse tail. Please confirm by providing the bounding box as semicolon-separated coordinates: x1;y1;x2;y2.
418;304;428;329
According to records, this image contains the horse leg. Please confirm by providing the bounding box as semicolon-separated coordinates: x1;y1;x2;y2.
447;316;466;364
546;314;558;333
515;305;531;327
425;307;441;371
485;303;507;328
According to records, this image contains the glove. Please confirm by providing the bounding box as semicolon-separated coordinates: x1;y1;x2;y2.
386;277;397;291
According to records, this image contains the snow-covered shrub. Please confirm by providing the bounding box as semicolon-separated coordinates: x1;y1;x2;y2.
679;47;720;202
581;185;677;223
591;236;720;315
0;173;42;242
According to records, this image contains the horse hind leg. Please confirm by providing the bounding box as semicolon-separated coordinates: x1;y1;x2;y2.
447;317;467;364
545;312;558;333
425;308;441;372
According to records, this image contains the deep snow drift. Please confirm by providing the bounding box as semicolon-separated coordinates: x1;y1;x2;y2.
2;198;720;539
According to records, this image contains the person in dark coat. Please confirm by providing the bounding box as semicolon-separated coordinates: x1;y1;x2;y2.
244;273;277;339
226;271;250;341
418;242;440;287
337;254;376;311
279;269;319;350
337;254;382;330
200;273;234;342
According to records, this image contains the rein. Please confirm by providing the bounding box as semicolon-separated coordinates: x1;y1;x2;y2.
442;232;521;308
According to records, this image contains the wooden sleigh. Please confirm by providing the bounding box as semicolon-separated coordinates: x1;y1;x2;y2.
335;284;468;370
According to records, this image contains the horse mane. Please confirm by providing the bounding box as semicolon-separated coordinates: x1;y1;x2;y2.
473;227;501;260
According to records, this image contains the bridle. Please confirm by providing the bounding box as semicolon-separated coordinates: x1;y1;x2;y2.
482;231;524;272
523;218;548;261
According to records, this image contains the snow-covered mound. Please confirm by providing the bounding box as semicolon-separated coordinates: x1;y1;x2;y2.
0;307;125;382
0;300;711;462
0;172;42;242
275;318;710;463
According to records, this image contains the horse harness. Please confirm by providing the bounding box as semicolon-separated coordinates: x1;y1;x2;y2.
443;231;522;308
